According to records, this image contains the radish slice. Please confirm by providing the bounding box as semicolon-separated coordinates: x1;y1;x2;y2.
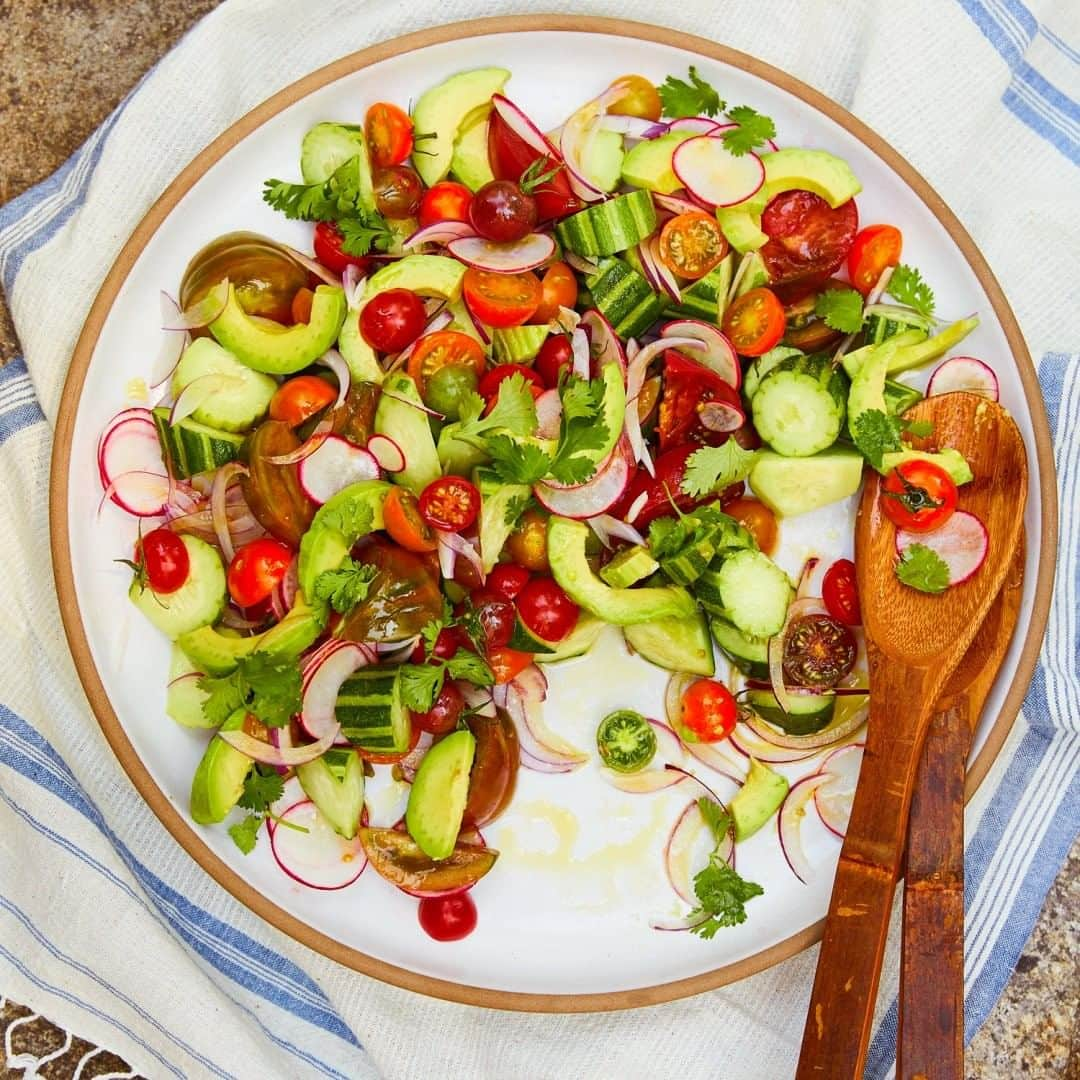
667;117;724;135
402;220;478;249
665;798;734;904
814;742;865;838
727;725;820;765
570;327;590;379
99;417;164;493
533;437;633;518
778;773;832;884
579;310;628;378
700;399;745;433
270;799;367;890
660;320;741;389
98;470;172;517
169;373;244;426
447;233;555;273
672;137;765;208
895;510;989;586
301;641;375;741
163;279;230;331
298;436;380;504
219;727;340;766
535;388;563;439
927;356;999;401
491;94;561;159
366;434;406;473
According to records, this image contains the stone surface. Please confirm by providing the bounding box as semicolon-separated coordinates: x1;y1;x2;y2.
0;2;1076;1077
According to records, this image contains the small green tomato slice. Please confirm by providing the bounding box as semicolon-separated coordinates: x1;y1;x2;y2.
596;709;657;774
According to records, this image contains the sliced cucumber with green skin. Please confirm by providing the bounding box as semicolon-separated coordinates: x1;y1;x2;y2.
336;665;410;752
749;447;865;519
751;354;849;458
555;190;657;256
710;619;770;680
624;609;715;677
152;407;243;479
166;645;214;728
535;614;605;663
660;534;718;586
743;346;804;403
596;710;657;773
600;545;659;588
664;253;732;322
129;534;226;640
707;549;793;640
491;324;550;364
506;615;557;654
296;748;365;839
861;305;934;345
172;338;277;433
300;123;375;211
584;257;664;340
745;689;835;735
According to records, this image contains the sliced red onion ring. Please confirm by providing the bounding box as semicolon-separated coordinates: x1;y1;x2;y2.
403;220;478;249
596;114;657;138
464;301;490;344
563;252;600;275
727;725;819;765
491;94;561;159
624;490;648;525
342;263;367;307
98;470;171;518
588;513;645;548
301;642;374;741
559;113;607;203
570;327;590;379
682;738;748;782
778;773;832;884
301;639;358;693
437;530;484;584
647;719;685;765
767;566;827;713
379;390;445;419
270;798;367;890
169;373;244;426
601;766;688;793
280;245;342;287
316;348;351;410
651;192;703;217
388;310;455;373
436;533;457;579
664;797;735;905
210;461;249;563
163;279;230;331
814;742;865;838
152;293;190;388
741;699;867;755
646;236;682;304
579;310;628;378
280;555;298;611
219;727;339;766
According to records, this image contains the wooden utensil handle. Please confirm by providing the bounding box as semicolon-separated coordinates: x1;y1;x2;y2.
898;696;969;1080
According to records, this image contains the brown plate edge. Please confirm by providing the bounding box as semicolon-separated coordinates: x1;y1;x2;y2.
48;13;1058;1014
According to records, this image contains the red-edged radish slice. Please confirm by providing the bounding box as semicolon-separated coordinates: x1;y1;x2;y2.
927;356;999;401
366;434;406;473
98;470;172;517
533;437;633;518
162;279;230;331
665;797;734;905
219;726;340;767
169;373;245;426
660;320;741;389
814;742;865;838
778;773;832;884
447;233;555;273
579;309;628;377
402;220;478;249
298;436;380;505
699;395;746;433
895;510;989;587
535;388;563;439
301;641;375;740
672;137;765;208
728;725;821;765
270;799;367;890
99;416;164;490
667;117;724;135
491;94;561;158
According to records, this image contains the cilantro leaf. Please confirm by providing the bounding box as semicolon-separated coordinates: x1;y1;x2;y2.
318;499;374;544
197;670;246;727
697;797;731;843
228;814;263;855
237;767;285;815
851;409;903;471
239;652;303;728
314;557;377;615
814;286;864;333
486;433;553;486
720;106;777;157
262;155;369;222
887;264;935;318
659;66;724;119
397;664;445;713
895;543;951;594
503;492;532;527
689;855;765;937
445;650;494;688
419;618;445;660
455;373;538;444
547;375;610;485
681;441;759;498
337;212;395;257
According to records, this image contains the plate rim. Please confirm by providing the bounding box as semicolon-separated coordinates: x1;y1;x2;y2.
48;13;1058;1012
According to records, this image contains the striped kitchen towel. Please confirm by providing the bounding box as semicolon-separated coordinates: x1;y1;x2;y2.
1;1;1076;1077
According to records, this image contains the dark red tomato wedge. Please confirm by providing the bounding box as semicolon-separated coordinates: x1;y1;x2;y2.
487;109;581;221
657;350;742;452
759;190;858;296
783;614;857;689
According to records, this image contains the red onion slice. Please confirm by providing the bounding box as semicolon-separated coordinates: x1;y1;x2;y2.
767;568;827;714
169;373;245;427
559;113;607;203
280;245;342;288
778;773;832;884
563;252;600;275
596;114;657;138
209;461;248;563
682;738;748;782
601;766;688;793
727;725;819;765
436;531;484;584
301;642;375;741
341;263;367;307
665;797;735;905
163;279;230;331
579;310;628;378
316;348;351;410
814;742;865;838
399;731;435;783
624;490;648;525
402;220;478;249
647;718;685;765
379;390;444;419
152;292;190;388
587;513;645;549
219;727;339;766
387;310;455;373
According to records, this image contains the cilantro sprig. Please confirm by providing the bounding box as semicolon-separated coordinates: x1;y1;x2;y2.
886;264;936;318
228;767;309;855
313;557;377;615
397;649;494;713
659;66;724;118
681;441;760;499
815;286;865;334
198;652;303;729
688;797;764;937
720;106;777;157
455;372;539;446
850;409;903;472
895;543;951;594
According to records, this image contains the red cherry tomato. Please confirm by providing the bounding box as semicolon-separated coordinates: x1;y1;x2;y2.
469;589;516;649
418;476;481;532
847;224;903;296
515;577;579;643
533;334;573;386
462;267;542;329
418;891;477;941
531;262;579;324
487;646;534;684
488;563;531;600
359;288;426;352
611;444;732;528
430;625;471;660
487;109;581;221
227;537;293;608
365;102;413;168
880;460;958;533
269;374;336;427
658;349;746;450
759;190;858;295
411;680;465;735
478;363;545;404
680;679;738;742
139;528;190;594
822;558;861;626
418;181;473;227
382;487;438;553
721;287;786;357
469;179;538;243
312;221;371;277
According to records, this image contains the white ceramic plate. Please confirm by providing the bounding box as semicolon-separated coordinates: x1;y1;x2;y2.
54;18;1054;1010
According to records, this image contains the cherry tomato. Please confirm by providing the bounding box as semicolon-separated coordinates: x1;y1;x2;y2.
723;497;779;557
373;165;423;220
478;363;545;404
411;680;465;735
227;537;292;608
531;261;578;324
783;614;857;689
469;589;516;649
406;330;486;392
782;283;845;352
533;333;573;386
680;679;738;743
365;102;414;168
487;646;534;684
488;563;530;600
468;179;538;243
606;74;663;121
418;475;481;532
822;558;861;626
418;891;477;942
722;287;786;356
383;487;438;552
506;508;549;572
359;722;421;764
880;460;958;533
847;224;903;296
462;267;542;329
312;221;371;277
290;286;313;325
759;191;858;294
359;288;426;352
429;625;471;660
418;181;473;227
269;374;336;427
139;528;189;594
424;364;479;419
658;212;728;280
487;109;581;222
610;444;731;528
658;350;744;450
515;577;579;643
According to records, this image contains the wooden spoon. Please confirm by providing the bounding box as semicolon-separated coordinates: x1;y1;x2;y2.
897;539;1025;1079
795;393;1028;1079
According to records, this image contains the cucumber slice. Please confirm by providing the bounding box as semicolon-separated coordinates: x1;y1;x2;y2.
336;665;410;752
861;304;934;345
745;689;835;736
172;338;277;432
750;447;865;519
555;190;657;257
664;253;733;322
624;609;715;676
491;324;550;364
535;614;605;663
296;748;365;839
584;257;663;340
708;549;793;639
506;615;557;654
152;407;243;480
751;354;848;458
165;645;214;728
300;122;375;210
743;346;804;403
129;535;226;640
710;618;770;680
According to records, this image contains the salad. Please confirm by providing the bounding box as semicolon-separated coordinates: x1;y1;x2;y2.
99;63;998;943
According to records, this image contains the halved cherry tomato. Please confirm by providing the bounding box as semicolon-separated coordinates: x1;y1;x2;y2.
506;508;549;572
359;287;426;352
269;375;336;427
658;212;728;280
139;528;189;594
488;563;531;600
605;74;662;122
658;349;743;450
463;267;542;329
411;680;465;734
487;646;534;684
722;287;786;356
312;220;371;277
784;614;856;689
880;460;958;533
782;283;845;352
406;330;486;391
365;102;414;168
468;589;516;649
373;165;423;220
848;224;903;296
533;333;572;386
487;109;581;222
680;679;738;742
759;190;858;295
723;497;779;557
822;558;861;626
383;487;438;552
418;181;473;227
531;261;578;324
227;537;292;608
418;892;477;941
359;722;421;764
478;363;545;404
418;476;481;532
515;577;579;643
290;286;314;325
